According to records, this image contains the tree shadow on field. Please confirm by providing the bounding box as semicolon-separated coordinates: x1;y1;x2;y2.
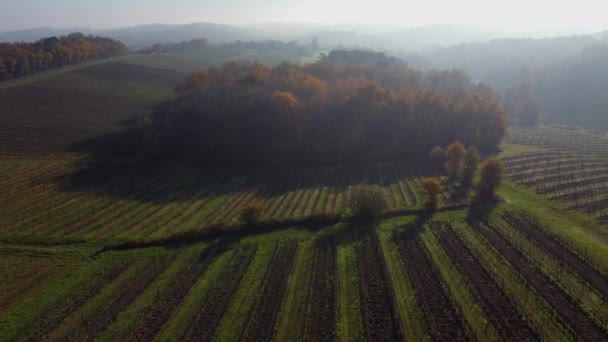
466;198;500;224
58;120;433;206
391;209;433;239
340;219;379;244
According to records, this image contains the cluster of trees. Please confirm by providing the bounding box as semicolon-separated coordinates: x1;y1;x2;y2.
421;141;505;210
0;33;128;81
150;50;507;165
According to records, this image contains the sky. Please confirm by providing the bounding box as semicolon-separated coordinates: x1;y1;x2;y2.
1;0;607;32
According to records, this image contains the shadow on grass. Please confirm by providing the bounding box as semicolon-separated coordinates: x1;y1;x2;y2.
57;100;435;206
391;209;434;239
466;197;501;223
94;200;473;254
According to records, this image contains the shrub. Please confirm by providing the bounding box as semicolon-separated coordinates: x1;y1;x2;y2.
240;199;267;226
420;177;445;210
348;185;387;218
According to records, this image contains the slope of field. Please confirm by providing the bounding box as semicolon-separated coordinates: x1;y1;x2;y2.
504;126;608;224
0;159;457;244
0;62;182;157
1;203;606;341
1;64;607;340
122;48;316;73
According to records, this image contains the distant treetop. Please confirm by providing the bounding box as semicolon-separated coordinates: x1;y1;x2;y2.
0;33;128;81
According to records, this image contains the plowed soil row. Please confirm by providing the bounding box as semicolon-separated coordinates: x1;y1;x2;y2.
471;221;606;341
132;248;218;341
303;238;338;342
75;256;176;339
435;222;537;341
503;211;608;299
358;234;404;341
394;229;466;341
241;241;299;341
26;260;131;341
182;244;257;342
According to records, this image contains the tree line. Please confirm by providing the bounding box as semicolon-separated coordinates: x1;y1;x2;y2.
141;38;318;56
0;33;128;81
148;50;507;166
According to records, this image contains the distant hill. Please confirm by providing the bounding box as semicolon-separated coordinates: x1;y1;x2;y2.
0;62;183;157
5;22;603;52
433;34;605;66
0;27;92;42
0;23;267;49
101;23;266;49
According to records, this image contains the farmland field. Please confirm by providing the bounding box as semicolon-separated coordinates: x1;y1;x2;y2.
1;62;607;341
504;126;608;224
122;48;321;73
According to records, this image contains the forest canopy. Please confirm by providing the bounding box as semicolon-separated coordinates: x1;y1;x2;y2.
149;50;507;166
0;33;128;81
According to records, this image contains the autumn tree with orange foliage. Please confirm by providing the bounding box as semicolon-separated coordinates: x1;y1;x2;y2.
154;51;507;166
420;177;445;210
445;142;466;180
476;157;505;200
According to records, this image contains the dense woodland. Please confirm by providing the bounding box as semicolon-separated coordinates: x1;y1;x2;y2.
0;33;128;81
431;36;608;129
150;50;507;166
499;43;608;128
528;44;608;129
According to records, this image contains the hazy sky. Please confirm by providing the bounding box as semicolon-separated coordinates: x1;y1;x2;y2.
1;0;607;31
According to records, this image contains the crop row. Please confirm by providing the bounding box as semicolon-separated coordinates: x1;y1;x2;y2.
240;241;298;341
0;253;79;316
303;237;338;342
61;256;176;340
502;211;608;298
502;148;608;223
357;234;404;340
0;160;433;242
393;228;467;340
470;221;606;341
434;222;537;340
23;260;132;341
506;127;608;157
131;248;219;341
183;244;257;341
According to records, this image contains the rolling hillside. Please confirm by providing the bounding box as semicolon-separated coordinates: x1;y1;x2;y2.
0;59;606;341
0;62;183;157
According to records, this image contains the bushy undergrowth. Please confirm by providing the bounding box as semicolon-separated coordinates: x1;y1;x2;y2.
348;185;387;218
239;199;267;227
